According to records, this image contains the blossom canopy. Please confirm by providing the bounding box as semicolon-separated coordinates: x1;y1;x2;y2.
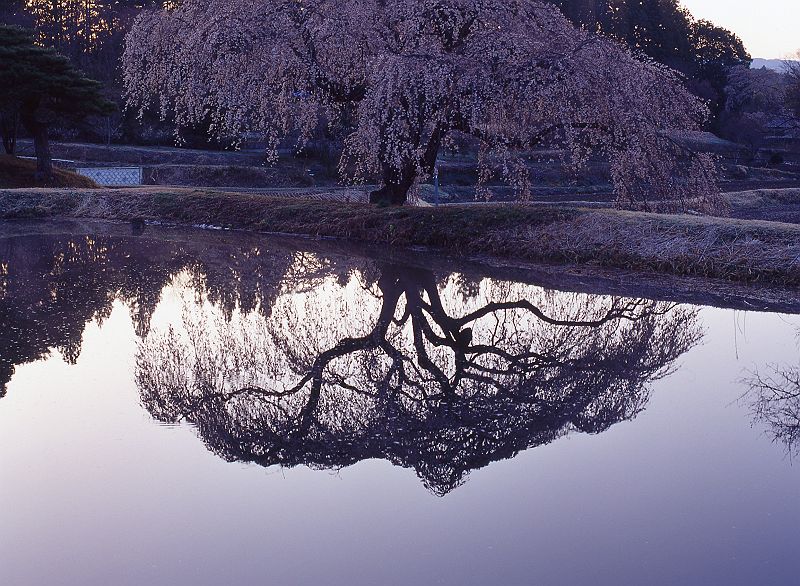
124;0;720;208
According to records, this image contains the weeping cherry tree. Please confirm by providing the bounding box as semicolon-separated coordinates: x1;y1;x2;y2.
123;0;721;208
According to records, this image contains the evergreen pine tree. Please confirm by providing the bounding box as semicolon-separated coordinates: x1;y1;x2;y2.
0;25;114;180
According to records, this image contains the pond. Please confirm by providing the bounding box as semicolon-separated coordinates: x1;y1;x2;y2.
1;220;799;585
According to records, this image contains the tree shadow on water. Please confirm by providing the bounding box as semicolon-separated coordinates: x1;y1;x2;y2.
137;263;702;495
0;229;705;493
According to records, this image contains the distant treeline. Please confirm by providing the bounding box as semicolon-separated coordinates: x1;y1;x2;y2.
0;1;214;146
0;2;162;83
548;0;750;117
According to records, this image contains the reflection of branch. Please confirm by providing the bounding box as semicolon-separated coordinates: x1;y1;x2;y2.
453;298;668;328
137;263;701;495
745;366;800;456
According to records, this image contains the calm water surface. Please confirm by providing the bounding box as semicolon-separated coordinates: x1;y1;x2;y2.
1;221;799;585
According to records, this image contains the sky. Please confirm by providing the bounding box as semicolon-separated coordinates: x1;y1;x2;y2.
681;0;799;59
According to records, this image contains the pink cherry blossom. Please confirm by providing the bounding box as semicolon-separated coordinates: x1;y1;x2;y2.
124;0;721;209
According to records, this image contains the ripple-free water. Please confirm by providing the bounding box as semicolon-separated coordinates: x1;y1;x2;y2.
1;221;798;586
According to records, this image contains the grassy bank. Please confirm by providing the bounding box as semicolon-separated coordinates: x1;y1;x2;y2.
1;186;799;285
0;155;98;188
727;188;800;224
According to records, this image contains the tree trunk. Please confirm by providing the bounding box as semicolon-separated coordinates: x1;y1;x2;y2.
370;164;417;206
31;123;52;183
20;106;52;183
0;111;18;155
370;129;444;206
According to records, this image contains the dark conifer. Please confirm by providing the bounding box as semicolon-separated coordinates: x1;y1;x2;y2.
0;25;114;180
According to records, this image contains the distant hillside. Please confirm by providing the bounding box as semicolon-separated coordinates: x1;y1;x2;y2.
752;58;797;72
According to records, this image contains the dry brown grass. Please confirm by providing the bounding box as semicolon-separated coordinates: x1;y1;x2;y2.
1;186;799;285
0;155;98;188
514;210;800;283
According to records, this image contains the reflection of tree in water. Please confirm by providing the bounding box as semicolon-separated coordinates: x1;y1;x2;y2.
0;230;315;397
0;228;704;493
0;234;120;397
137;265;701;495
745;363;800;457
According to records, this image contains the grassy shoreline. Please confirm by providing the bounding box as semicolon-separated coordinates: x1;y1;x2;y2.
1;186;800;286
